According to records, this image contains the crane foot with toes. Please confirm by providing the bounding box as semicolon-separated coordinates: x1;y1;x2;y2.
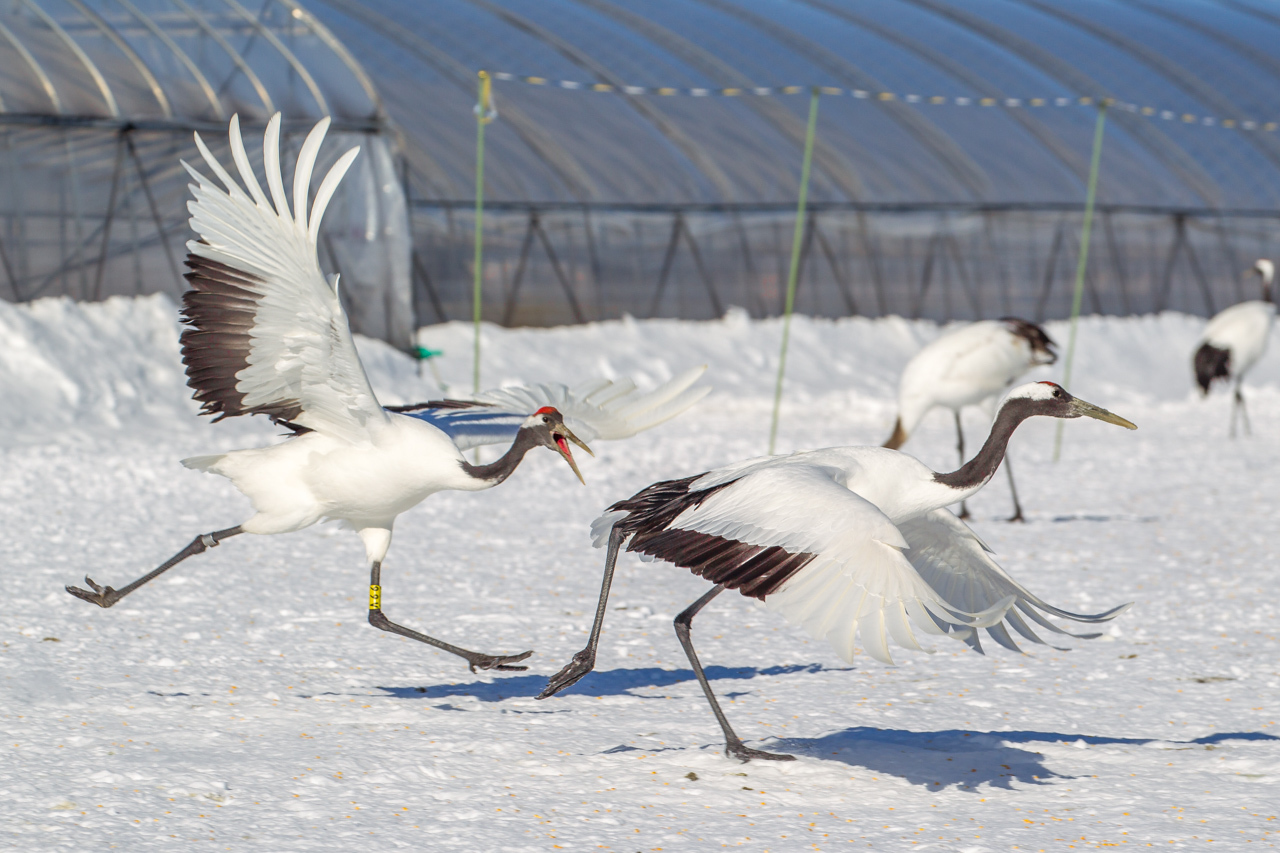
537;650;595;698
66;577;123;608
727;741;796;763
466;650;534;672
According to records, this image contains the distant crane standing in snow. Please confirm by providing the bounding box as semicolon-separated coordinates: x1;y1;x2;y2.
884;318;1057;521
65;114;709;673
539;382;1134;762
1194;259;1276;437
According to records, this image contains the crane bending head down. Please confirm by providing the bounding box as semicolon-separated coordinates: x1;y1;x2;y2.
885;318;1057;450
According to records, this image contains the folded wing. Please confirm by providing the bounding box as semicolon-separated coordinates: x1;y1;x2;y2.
180;113;386;446
390;367;710;450
898;508;1132;654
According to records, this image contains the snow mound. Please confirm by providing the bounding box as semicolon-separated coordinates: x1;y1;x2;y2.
0;297;1275;442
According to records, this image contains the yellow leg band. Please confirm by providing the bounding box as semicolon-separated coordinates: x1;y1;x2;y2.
369;584;382;611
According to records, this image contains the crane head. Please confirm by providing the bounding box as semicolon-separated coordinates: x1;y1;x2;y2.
1003;382;1137;430
524;407;594;485
1247;259;1274;302
1000;317;1058;366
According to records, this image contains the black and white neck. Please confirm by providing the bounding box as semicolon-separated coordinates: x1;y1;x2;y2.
459;426;544;487
932;396;1037;499
457;407;585;489
922;381;1133;512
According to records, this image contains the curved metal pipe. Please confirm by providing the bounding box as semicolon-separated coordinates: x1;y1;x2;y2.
220;0;328;116
900;0;1223;207
572;0;865;200
169;0;274;115
1015;0;1280;183
274;0;381;117
21;0;119;117
797;0;1093;192
0;17;58;112
64;0;171;117
694;0;990;199
464;0;738;201
114;0;223;119
309;0;595;200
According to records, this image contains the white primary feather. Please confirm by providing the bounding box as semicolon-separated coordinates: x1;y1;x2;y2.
400;367;711;451
184;113;380;445
898;508;1131;654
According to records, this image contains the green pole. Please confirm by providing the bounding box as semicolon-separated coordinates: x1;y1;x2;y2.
768;88;821;456
472;70;492;396
1054;101;1108;462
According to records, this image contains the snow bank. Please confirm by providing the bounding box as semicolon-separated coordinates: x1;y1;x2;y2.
1;296;1276;441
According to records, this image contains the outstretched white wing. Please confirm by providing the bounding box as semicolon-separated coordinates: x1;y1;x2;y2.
181;113;387;445
607;462;1016;666
390;367;710;450
898;508;1132;654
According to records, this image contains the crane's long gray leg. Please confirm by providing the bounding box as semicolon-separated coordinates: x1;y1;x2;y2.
1004;452;1026;523
675;585;795;763
1229;383;1239;439
366;560;532;673
1237;384;1252;436
538;526;626;699
954;411;971;520
66;526;243;608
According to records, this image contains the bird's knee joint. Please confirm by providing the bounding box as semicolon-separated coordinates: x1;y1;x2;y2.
199;533;218;550
368;609;390;630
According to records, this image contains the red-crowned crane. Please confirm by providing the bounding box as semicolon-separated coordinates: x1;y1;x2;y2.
884;318;1057;522
539;382;1134;762
1194;259;1276;437
65;114;709;673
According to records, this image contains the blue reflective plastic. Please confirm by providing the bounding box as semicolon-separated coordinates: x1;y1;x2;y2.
294;0;1280;209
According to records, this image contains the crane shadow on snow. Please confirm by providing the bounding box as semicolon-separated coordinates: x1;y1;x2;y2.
777;728;1279;792
377;663;846;703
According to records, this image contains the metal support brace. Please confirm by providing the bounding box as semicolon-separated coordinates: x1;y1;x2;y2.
124;134;181;291
648;212;684;318
813;216;857;315
92;134;127;301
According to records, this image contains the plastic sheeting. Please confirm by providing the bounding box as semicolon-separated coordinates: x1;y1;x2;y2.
0;0;411;347
311;0;1280;209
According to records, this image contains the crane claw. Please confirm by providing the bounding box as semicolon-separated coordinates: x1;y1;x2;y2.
466;650;534;672
537;648;596;698
65;576;122;608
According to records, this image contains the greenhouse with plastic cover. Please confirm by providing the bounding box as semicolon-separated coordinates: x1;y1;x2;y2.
4;0;1280;343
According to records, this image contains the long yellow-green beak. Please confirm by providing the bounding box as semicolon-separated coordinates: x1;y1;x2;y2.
1071;397;1137;430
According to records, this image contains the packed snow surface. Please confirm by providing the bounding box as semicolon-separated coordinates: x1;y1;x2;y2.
2;295;1278;850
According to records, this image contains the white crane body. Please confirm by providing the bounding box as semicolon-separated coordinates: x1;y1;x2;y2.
66;113;710;673
1193;259;1276;436
1198;301;1275;383
184;413;488;547
895;320;1051;437
545;383;1137;761
885;318;1056;521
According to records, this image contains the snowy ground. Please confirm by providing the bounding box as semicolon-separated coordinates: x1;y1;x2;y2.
2;296;1278;850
